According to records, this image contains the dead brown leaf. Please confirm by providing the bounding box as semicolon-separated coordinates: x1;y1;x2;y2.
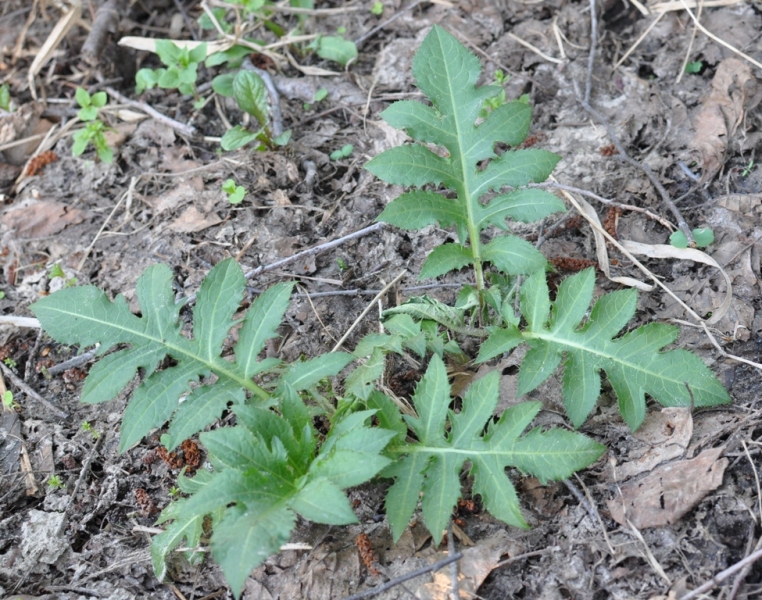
168;206;223;233
690;58;758;183
608;446;728;529
1;201;86;238
417;531;515;600
610;407;692;481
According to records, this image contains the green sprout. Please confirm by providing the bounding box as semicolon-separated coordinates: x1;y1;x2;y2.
330;144;353;161
47;474;64;489
669;227;715;249
72;88;113;163
3;358;17;369
0;84;11;111
222;179;247;204
742;159;755;177
82;421;101;439
136;41;208;109
371;2;383;15
2;390;18;411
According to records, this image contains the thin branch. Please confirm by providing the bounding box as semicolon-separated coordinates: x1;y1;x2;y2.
105;87;197;138
447;520;460;600
679;546;762;600
0;360;68;419
340;553;464;600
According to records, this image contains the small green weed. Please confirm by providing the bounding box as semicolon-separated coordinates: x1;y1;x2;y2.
0;84;11;111
685;61;703;74
330;144;353;160
136;41;207;109
2;390;18;411
742;158;755;177
47;474;64;489
72;88;113;163
3;358;17;369
371;2;384;15
670;227;714;249
222;179;247;204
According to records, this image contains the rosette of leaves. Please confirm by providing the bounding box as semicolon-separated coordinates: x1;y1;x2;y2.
155;391;394;597
366;26;566;289
136;40;207;108
476;268;731;430
31;258;352;451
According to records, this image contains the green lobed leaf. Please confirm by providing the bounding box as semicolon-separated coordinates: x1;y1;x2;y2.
365;26;558;281
31;259;291;452
481;236;546;276
384;355;604;541
483;268;731;429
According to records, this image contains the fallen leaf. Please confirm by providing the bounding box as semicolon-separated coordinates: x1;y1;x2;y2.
168;206;223;233
690;58;758;183
610;407;692;481
608;446;728;529
1;201;86;238
417;531;516;600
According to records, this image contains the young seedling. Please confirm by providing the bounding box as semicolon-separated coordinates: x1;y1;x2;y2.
2;390;18;411
670;227;714;249
213;69;291;151
222;179;246;204
330;144;353;161
47;474;64;489
136;41;208;109
72;88;113;163
371;2;384;15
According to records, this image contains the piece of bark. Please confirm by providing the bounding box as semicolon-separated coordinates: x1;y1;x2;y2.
81;0;126;66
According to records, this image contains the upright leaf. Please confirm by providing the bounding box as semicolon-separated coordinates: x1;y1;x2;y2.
367;26;563;286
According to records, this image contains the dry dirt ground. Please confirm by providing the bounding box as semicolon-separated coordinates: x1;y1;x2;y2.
2;0;762;599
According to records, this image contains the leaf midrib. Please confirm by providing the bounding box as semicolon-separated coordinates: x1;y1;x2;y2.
40;303;269;400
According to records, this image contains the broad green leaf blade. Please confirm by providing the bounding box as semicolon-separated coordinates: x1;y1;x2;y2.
221;125;262;151
381;101;454;146
376;190;464;232
482;236;547;276
419;243;474;279
166;381;244;450
233;70;269;125
366;26;561;287
509;428;606;483
200;426;266;471
520;270;551;333
345;347;386;400
516;340;561;397
475;326;522;363
471;456;527;528
562;352;601;428
551;268;594;333
81;346;164;404
309;449;391;488
474;149;561;197
406;355;450;446
421;454;462;538
386;360;604;541
384;453;429;542
212;504;295;599
120;361;205;452
412;25;498;131
478;100;532;149
279;352;353;391
150;503;204;582
384;296;464;330
518;269;730;429
365;145;456;188
193;258;245;361
34;260;282;450
235;282;294;378
478;188;565;228
290;478;358;524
